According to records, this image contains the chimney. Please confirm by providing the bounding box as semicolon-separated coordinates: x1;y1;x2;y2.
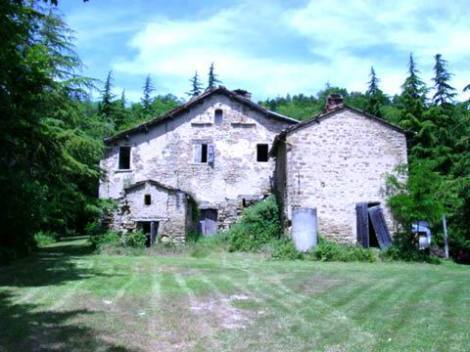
325;93;344;112
233;89;252;100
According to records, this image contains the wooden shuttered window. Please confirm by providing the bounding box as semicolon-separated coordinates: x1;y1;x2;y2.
194;143;215;165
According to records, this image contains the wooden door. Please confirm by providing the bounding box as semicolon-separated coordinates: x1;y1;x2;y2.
199;209;218;236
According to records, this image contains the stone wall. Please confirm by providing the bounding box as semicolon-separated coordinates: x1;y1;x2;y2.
99;93;294;236
277;109;408;243
111;181;190;242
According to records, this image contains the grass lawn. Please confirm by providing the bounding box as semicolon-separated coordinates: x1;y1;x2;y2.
0;239;469;352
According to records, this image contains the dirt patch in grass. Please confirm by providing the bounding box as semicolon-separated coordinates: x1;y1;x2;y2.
295;274;343;295
190;294;255;330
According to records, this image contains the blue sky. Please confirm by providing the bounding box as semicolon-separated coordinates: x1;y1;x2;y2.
59;0;470;102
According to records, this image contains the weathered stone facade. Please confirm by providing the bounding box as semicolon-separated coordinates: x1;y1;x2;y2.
99;87;297;242
110;180;194;242
273;107;408;243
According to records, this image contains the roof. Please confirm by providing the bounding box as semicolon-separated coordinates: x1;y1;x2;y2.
124;179;183;194
105;86;299;144
271;105;408;155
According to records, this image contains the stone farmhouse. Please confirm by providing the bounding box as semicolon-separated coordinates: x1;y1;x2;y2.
99;87;408;247
271;95;408;246
99;87;298;243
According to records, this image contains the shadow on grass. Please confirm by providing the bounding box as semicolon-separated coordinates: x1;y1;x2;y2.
0;291;140;351
0;239;115;288
0;240;139;351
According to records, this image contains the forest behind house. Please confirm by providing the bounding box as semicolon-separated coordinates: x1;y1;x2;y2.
1;1;469;263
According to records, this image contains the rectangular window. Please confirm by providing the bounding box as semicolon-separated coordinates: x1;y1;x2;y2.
257;144;269;162
214;109;223;124
194;143;215;164
201;144;208;163
144;194;151;205
119;146;131;169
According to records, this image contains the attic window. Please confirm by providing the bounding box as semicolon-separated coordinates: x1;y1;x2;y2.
257;144;269;162
144;194;151;205
119;146;131;169
214;109;223;124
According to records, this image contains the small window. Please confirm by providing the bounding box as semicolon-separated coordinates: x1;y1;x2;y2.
119;146;131;169
144;194;151;205
257;144;269;162
214;109;223;124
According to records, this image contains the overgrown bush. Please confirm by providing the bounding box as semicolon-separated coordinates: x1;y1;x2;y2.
122;230;147;248
271;239;303;260
34;231;58;247
89;230;146;255
380;233;441;264
89;230;121;250
305;238;378;262
227;196;281;252
189;233;229;258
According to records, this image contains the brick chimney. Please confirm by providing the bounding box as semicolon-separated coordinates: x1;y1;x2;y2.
325;93;344;112
233;89;252;100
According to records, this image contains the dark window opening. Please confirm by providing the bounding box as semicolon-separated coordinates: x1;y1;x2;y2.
119;146;131;169
201;144;208;163
215;109;223;124
144;194;151;205
356;202;391;250
257;144;269;162
137;221;159;247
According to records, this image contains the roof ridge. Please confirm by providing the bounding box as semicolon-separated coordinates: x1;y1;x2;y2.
104;86;298;144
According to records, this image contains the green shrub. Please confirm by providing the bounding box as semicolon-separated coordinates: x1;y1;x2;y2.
90;231;121;250
307;239;378;262
271;239;303;260
186;230;200;243
122;230;147;248
228;196;281;252
189;232;229;258
380;233;441;264
34;231;58;247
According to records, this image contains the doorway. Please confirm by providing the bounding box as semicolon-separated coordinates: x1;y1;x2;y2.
137;221;159;247
198;209;218;236
356;202;391;249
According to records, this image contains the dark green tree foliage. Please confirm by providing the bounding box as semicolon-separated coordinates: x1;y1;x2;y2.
187;71;203;97
207;62;222;89
387;162;446;229
398;54;429;151
365;66;386;117
432;54;456;106
100;71;115;118
141;74;155;111
120;90;126;108
400;54;427;118
0;2;104;262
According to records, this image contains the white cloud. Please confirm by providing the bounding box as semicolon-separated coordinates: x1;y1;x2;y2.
112;0;470;100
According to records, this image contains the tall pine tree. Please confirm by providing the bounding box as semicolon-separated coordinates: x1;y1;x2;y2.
141;75;155;111
365;66;385;117
207;63;222;89
120;89;126;109
187;71;203;97
398;54;433;157
400;54;427;114
100;71;115;118
432;54;456;105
